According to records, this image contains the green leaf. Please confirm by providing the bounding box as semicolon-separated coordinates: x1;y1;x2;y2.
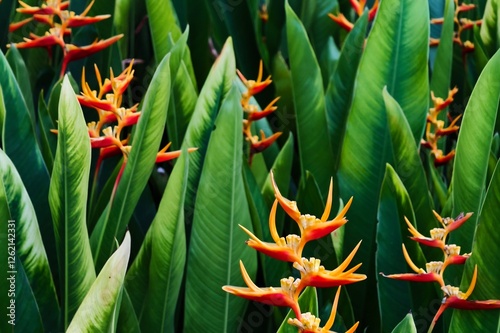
139;149;189;332
325;12;368;168
5;46;35;129
383;88;436;239
164;29;197;150
336;0;429;321
13;259;44;332
377;164;431;332
0;148;60;331
181;38;235;227
0;50;55;274
391;313;417;333
91;54;171;270
116;289;141;333
49;76;95;329
37;91;57;173
277;287;318;333
449;159;500;331
146;0;181;62
480;0;500;57
450;49;500;252
184;85;257;332
285;2;335;193
67;232;131;332
430;0;455;100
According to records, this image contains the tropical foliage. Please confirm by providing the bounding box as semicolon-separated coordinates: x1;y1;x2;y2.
1;0;500;332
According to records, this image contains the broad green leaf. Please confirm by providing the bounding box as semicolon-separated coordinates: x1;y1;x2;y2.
391;313;417;333
0;148;59;331
49;76;95;329
450;49;500;252
67;232;131;332
139;149;189;332
383;88;437;238
336;0;429;321
6;46;35;129
277;287;318;333
325;12;368;168
449;159;500;331
377;164;435;332
430;0;455;100
285;2;335;193
168;61;197;150
146;0;181;62
480;0;500;57
13;258;44;332
0;50;55;275
113;0;132;57
91;54;171;270
184;85;257;332
267;0;286;57
181;38;235;227
116;289;141;333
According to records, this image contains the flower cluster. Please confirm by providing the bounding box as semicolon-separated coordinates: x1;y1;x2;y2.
328;0;379;31
223;172;365;332
237;61;282;164
9;0;122;77
430;0;481;54
421;87;461;167
76;62;194;192
382;211;500;332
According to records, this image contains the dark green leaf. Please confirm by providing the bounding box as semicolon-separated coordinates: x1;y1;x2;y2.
450;49;500;252
285;2;335;193
184;85;257;332
449;159;500;331
146;0;181;62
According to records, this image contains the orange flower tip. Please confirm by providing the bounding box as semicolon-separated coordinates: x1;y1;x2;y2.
382;272;441;283
345;321;359;333
270;170;301;222
67;14;112;28
433;151;455;167
328;13;353;32
446;212;473;232
410;236;444;249
50;129;58;135
9;17;33;33
236;69;247;83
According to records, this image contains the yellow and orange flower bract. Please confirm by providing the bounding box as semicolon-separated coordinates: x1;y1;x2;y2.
328;0;379;32
9;0;122;77
238;61;282;163
224;171;365;332
421;87;461;167
382;211;500;333
75;61;195;192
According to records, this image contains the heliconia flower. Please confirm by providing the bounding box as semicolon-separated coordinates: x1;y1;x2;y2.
433;150;456;167
288;287;359;333
293;242;366;289
237;60;272;97
247;97;280;121
239;200;303;263
14;30;64;49
155;144;197;163
428;266;500;332
433;211;473;234
404;217;445;249
16;0;68;15
435;114;461;136
328;13;354;32
61;34;123;75
63;0;110;28
222;261;302;319
250;131;282;155
8;17;33;32
271;171;353;241
382;244;445;287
